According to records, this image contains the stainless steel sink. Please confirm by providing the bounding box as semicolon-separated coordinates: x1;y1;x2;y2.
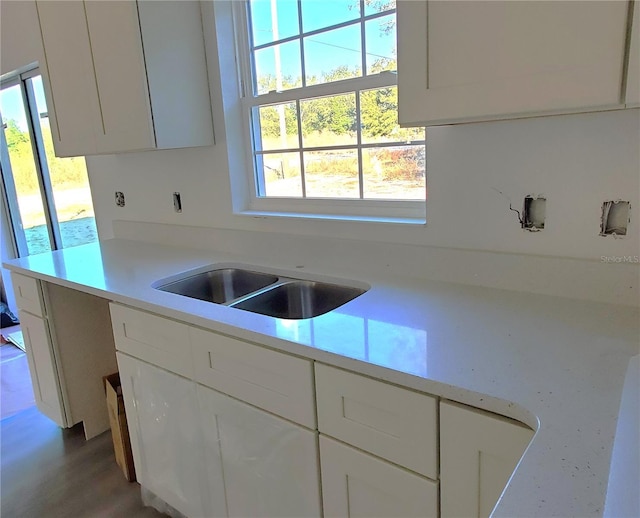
154;265;367;319
231;280;366;319
156;268;278;304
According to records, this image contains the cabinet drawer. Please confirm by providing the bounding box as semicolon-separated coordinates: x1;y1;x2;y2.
320;436;438;518
315;364;437;479
191;327;316;428
11;272;44;317
110;304;193;378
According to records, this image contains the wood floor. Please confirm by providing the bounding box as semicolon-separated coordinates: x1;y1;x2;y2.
1;341;35;419
1;400;165;517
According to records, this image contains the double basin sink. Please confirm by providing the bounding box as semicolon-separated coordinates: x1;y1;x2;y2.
153;266;367;319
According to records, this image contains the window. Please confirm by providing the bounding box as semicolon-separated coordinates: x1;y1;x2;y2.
0;69;97;257
237;0;426;221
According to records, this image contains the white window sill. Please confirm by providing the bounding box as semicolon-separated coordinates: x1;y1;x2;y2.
235;209;426;226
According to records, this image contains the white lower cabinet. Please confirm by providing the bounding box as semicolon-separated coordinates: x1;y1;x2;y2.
440;401;534;518
110;304;533;518
320;436;438;518
19;310;65;427
116;352;208;518
197;384;322;518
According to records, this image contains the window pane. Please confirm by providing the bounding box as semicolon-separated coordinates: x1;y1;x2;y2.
360;87;424;144
301;93;357;147
255;102;299;151
365;14;396;74
0;84;52;255
254;40;302;94
301;0;360;33
29;76;97;249
364;0;396;16
250;0;299;47
259;152;303;197
304;149;359;198
304;25;362;85
362;145;425;200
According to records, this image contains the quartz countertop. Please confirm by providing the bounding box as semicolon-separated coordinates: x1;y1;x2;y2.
4;238;639;517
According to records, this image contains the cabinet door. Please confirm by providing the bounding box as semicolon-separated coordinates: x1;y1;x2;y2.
35;1;100;156
19;310;65;427
197;384;322;518
83;0;156;153
117;353;207;518
315;363;437;479
440;401;534;518
398;1;629;126
320;436;438;518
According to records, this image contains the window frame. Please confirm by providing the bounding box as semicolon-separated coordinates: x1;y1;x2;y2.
233;0;426;223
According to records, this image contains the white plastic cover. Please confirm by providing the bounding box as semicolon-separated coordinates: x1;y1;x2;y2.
197;384;322;517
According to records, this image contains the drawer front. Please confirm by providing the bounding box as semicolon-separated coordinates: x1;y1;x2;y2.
191;327;316;428
11;272;44;317
109;303;193;378
315;363;437;478
320;435;438;518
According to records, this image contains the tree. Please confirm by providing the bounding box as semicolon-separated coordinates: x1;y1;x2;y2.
4;119;29;149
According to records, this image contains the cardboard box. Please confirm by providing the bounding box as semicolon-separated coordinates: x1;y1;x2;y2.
104;373;136;482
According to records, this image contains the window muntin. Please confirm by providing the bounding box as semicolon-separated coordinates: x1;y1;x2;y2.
242;0;425;218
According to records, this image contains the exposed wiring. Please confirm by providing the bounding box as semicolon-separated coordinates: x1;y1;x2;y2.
491;187;524;226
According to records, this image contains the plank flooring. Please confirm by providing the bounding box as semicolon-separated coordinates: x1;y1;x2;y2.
1;342;35;419
1;407;165;518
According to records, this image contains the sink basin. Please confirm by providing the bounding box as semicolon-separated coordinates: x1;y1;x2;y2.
156;268;278;304
231;280;366;319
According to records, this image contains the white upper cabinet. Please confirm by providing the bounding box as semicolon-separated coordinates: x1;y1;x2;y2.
398;0;633;126
35;0;214;157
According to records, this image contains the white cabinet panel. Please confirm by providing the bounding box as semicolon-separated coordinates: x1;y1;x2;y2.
35;1;101;156
83;0;155;153
11;272;43;317
320;436;438;518
197;384;322;518
191;327;316;428
440;400;534;518
398;0;630;126
315;363;437;478
19;310;65;427
110;304;193;378
117;353;207;518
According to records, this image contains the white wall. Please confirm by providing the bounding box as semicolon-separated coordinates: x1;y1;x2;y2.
1;1;638;301
0;0;42;76
86;107;639;262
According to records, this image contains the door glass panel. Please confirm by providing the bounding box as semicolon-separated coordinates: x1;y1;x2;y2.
0;84;52;255
28;76;98;249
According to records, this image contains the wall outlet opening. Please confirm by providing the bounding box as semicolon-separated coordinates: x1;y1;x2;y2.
601;200;630;236
523;196;546;231
173;192;182;213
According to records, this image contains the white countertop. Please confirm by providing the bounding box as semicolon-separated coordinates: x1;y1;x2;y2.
4;238;639;517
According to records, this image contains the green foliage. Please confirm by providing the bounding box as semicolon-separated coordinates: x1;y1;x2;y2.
5;119;29;148
3;119;89;196
360;87;397;137
301;92;356;136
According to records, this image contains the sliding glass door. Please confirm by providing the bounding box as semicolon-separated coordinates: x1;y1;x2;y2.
0;69;97;257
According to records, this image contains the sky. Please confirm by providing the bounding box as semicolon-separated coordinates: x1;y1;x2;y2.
250;0;396;87
0;76;48;132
